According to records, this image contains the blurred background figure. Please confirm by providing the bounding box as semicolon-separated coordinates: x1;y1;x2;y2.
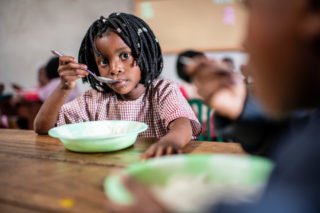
11;66;48;102
0;83;10;128
0;84;4;96
222;57;236;72
176;50;206;100
240;64;254;88
11;57;80;103
38;57;80;102
1;57;81;130
176;50;217;141
38;66;49;88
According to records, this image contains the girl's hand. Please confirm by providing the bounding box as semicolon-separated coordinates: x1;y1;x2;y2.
142;139;183;159
58;56;89;89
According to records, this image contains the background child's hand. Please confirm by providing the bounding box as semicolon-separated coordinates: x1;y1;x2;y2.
142;139;183;159
58;56;88;89
188;58;247;120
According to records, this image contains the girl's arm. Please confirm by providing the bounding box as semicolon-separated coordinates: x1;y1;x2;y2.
34;56;88;134
34;82;72;134
143;117;192;158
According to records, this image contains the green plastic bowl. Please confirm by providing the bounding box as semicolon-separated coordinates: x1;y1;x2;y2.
104;154;273;210
48;120;148;152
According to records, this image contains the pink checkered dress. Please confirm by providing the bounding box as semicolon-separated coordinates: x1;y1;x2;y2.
57;78;201;138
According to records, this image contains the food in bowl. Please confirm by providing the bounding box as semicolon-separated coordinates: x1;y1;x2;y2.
105;154;273;212
151;174;262;212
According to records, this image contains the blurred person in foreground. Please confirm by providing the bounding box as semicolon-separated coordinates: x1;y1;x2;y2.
106;0;320;212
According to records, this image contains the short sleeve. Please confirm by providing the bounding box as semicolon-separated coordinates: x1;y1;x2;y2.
156;80;202;137
56;91;93;126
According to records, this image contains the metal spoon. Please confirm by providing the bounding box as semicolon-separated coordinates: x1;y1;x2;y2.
51;50;119;84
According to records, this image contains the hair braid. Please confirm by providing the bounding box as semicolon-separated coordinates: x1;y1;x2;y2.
78;12;163;93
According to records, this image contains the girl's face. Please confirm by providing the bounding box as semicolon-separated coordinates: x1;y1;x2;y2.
94;30;145;99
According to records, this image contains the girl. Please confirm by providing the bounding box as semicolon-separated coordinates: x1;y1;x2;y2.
34;13;201;158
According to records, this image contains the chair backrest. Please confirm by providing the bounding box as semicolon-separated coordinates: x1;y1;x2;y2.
188;99;213;141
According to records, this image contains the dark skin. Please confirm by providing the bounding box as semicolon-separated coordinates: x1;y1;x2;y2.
243;0;320;117
94;30;145;100
106;0;320;212
34;30;192;158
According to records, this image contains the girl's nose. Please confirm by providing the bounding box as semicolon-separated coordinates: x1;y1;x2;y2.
110;61;124;76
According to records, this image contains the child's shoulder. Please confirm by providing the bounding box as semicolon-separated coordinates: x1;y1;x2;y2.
147;78;181;102
151;78;179;91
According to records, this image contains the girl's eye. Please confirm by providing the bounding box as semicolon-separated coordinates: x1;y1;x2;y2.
100;58;108;66
119;52;131;61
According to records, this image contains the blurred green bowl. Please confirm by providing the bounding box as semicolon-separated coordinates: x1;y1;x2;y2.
48;120;148;152
104;154;273;211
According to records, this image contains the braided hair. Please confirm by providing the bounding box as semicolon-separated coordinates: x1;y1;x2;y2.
78;12;163;92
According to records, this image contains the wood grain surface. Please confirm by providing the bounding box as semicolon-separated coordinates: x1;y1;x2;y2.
0;129;244;212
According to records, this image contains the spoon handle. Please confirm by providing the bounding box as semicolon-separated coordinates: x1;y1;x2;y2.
50;50;97;77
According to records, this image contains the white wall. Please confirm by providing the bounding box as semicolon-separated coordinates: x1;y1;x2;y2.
0;0;247;94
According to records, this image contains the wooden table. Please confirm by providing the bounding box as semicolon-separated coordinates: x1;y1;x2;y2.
0;129;244;213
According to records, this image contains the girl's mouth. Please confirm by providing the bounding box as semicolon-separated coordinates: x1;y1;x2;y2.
110;79;128;88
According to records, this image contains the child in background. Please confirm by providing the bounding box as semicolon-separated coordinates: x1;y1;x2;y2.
34;13;201;158
12;57;80;102
176;50;216;140
176;50;205;99
222;57;236;72
37;66;49;88
38;57;80;102
0;84;10;128
11;66;47;102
